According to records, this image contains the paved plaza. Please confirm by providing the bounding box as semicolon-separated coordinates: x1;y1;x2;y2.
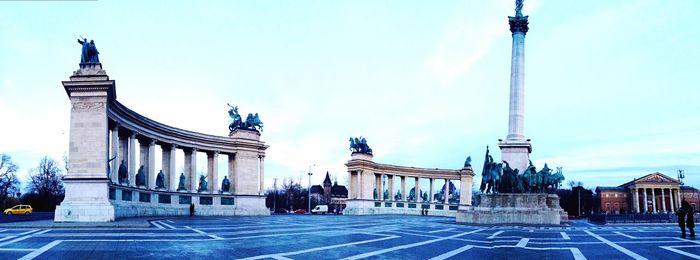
0;215;698;259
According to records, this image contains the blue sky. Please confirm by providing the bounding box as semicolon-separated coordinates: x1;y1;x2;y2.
1;0;699;191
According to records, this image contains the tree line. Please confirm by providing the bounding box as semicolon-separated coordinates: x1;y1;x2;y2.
0;153;65;211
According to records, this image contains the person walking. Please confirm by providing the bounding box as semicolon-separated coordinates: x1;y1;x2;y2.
684;200;696;239
189;203;195;217
678;201;687;238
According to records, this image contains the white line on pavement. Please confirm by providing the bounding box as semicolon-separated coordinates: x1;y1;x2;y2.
0;229;50;247
184;226;223;240
159;221;176;229
341;229;484;260
614;231;636;239
487;231;504;239
560;232;570;240
18;240;62;260
585;230;647;260
570;248;587;260
429;245;474;260
241;235;399;260
18;230;39;236
660;246;700;259
428;228;455;234
0;236;17;242
516;238;529;247
165;220;174;223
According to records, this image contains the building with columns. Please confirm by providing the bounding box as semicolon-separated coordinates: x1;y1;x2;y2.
55;58;269;222
594;172;700;214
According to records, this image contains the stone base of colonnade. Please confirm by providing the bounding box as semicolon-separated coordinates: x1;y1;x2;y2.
232;195;270;216
55;180;115;222
456;193;568;225
343;199;457;216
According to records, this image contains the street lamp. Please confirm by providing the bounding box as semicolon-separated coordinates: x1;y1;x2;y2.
308;164;315;214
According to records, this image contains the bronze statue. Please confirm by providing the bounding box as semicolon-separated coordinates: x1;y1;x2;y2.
155;170;165;189
464;156;472;168
221;176;231;193
198;175;208;192
515;0;524;17
118;160;128;184
228;103;263;133
349;136;373;155
77;38;100;63
177;173;186;191
135;165;146;186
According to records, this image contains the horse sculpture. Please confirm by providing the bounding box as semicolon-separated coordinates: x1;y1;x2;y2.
228;103;263;132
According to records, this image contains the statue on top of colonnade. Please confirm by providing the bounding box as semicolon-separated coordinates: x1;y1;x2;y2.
77;38;100;63
349;136;372;155
228;103;263;133
479;146;564;194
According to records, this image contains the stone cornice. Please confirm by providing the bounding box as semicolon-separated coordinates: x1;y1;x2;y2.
108;100;268;155
346;159;461;179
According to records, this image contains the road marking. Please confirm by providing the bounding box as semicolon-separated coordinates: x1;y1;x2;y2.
584;222;595;226
0;236;17;242
614;231;636;239
151;221;165;229
0;229;49;247
165;220;175;223
660;246;700;259
585;230;647;260
429;245;474;260
341;229;484;260
159;221;176;229
184;226;223;240
18;240;62;260
428;228;455;234
0;248;35;251
570;248;587;260
241;235;399;260
18;230;39;236
516;238;529;247
487;231;504;239
0;229;7;233
560;232;570;240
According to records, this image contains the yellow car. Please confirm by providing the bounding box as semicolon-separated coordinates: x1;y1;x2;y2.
4;205;33;215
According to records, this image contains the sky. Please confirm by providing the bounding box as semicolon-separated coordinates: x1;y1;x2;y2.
1;0;699;192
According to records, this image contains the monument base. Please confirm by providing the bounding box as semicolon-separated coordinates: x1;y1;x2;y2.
343;200;377;215
498;141;532;173
55;179;115;222
456;193;567;225
233;195;270;216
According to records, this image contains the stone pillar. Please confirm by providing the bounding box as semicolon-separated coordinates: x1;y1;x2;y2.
207;152;219;193
128;133;137;186
459;168;474;206
670;188;676;212
661;188;666;212
444;179;450;204
138;139;148;187
376;174;383;200
400;176;407;201
415;177;422;203
429;178;434;203
161;145;170;189
184;149;193;191
643;188;648;213
676;188;682;209
387;175;394;200
167;145;177;191
361;170;374;200
110;125;120;183
147;139;156;189
118;133;128;183
651;188;656;213
633;188;639;213
190;148;198;192
228;154;238;194
259;156;265;195
55;64;115;222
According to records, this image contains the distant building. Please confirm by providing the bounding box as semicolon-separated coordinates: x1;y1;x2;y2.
310;172;348;211
594;172;700;214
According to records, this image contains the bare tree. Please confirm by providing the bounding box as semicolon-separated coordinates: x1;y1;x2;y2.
0;154;20;209
23;156;65;211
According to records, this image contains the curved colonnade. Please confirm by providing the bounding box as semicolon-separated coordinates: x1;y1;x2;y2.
344;153;474;216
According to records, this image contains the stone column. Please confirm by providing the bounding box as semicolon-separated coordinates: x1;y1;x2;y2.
184;149;193;191
400;176;407;201
147;139;156;189
387;175;394;200
670;188;676;212
376;174;383;200
415;177;422;203
118;133;128;183
190;148;198;192
676;188;682;209
643;188;648;213
207;152;219;193
661;188;666;212
505;15;528;142
651;188;656;213
259;156;265;195
633;188;639;213
110;125;120;183
128;133;137;186
444;179;450;204
161;145;170;189
227;154;235;194
429;178;434;203
167;145;177;191
459;168;474;206
361;170;374;200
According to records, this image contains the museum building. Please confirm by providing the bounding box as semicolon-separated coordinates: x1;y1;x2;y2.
594;172;700;214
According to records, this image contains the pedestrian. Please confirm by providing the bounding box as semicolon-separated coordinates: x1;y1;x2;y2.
425;209;429;216
678;202;687;238
683;200;696;239
190;203;195;217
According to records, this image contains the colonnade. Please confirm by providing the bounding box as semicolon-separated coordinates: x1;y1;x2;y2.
631;187;681;213
369;174;458;204
108;125;266;195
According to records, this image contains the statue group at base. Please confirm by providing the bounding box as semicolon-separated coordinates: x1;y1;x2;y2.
479;146;564;194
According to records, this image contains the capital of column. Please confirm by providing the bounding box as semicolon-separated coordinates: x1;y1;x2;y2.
130;132;138;139
149;139;157;146
508;15;529;34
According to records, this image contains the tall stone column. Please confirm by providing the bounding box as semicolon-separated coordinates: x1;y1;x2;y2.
400;176;407;201
207;152;219;193
147;139;156;189
387;175;394;200
190;148;198;192
110;125;120;183
676;188;682;209
633;189;639;213
643;188;648;213
498;11;532;172
55;62;115;222
376;174;383;200
651;188;656;213
670;188;676;212
228;154;235;194
661;188;666;212
167;145;177;191
128;133;137;186
118;133;128;183
444;179;450;204
459;167;475;206
415;177;422;203
184;149;193;191
361;170;374;200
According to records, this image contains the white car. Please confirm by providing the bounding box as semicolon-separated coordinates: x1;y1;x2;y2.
311;205;328;214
